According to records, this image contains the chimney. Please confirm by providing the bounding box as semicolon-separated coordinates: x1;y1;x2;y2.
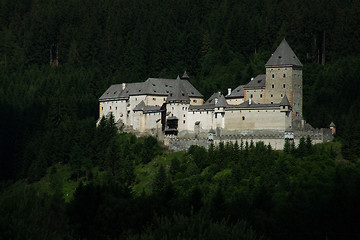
122;83;126;90
227;88;232;95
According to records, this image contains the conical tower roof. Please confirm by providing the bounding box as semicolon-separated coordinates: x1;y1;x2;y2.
181;71;189;80
265;39;302;68
280;94;291;106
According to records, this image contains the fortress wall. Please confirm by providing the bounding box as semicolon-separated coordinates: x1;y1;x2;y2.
187;111;214;131
162;128;332;152
225;109;288;130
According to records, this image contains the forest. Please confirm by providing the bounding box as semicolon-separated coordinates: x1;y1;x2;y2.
1;0;360;239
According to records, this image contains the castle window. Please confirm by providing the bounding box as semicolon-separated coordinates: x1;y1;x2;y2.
281;94;283;97
250;94;253;98
110;106;111;110
163;98;166;101
193;100;197;103
116;107;117;110
283;74;286;78
183;120;186;124
183;114;185;117
283;106;285;109
260;94;263;98
271;102;273;104
101;107;103;110
153;98;156;100
272;74;274;78
271;94;273;97
283;84;286;88
272;84;274;88
242;116;245;120
135;98;137;101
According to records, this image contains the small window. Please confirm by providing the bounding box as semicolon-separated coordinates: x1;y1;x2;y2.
153;98;156;100
272;74;274;78
283;74;286;78
283;106;285;109
272;84;275;88
183;114;185;117
135;98;137;101
296;112;299;116
101;107;103;110
193;100;197;103
271;102;273;104
242;116;245;120
183;120;185;124
250;94;253;98
271;94;273;97
260;94;263;98
281;94;283;97
110;106;111;110
283;84;286;88
115;107;117;110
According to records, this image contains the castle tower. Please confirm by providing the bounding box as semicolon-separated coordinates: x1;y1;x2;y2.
265;39;303;129
165;76;190;133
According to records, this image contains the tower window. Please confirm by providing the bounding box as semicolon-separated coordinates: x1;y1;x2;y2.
272;74;274;78
250;94;253;98
283;74;286;78
101;107;103;110
260;94;263;98
110;106;111;110
271;102;273;104
183;120;186;124
271;94;273;97
242;116;245;120
272;84;275;88
283;84;286;88
281;94;283;97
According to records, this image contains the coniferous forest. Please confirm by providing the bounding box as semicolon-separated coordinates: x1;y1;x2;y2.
1;0;360;239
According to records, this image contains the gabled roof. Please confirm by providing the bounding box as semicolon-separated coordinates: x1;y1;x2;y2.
99;75;203;101
189;92;228;110
133;100;162;113
244;74;266;89
133;100;146;111
265;39;302;68
280;95;291;106
226;85;244;98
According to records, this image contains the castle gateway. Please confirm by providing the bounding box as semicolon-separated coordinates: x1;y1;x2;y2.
99;40;333;150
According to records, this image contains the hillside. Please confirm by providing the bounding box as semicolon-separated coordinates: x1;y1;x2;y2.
1;0;360;239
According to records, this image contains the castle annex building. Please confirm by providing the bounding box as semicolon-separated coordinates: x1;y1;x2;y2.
99;40;333;150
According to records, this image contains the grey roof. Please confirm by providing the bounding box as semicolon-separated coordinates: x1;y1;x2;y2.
265;39;302;68
244;74;266;89
133;100;146;111
189;92;228;110
280;95;291;106
99;76;203;101
166;78;190;103
133;100;162;113
181;71;189;80
329;122;336;127
226;85;244;98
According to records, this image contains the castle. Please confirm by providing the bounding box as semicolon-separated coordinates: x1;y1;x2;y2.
99;39;333;150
